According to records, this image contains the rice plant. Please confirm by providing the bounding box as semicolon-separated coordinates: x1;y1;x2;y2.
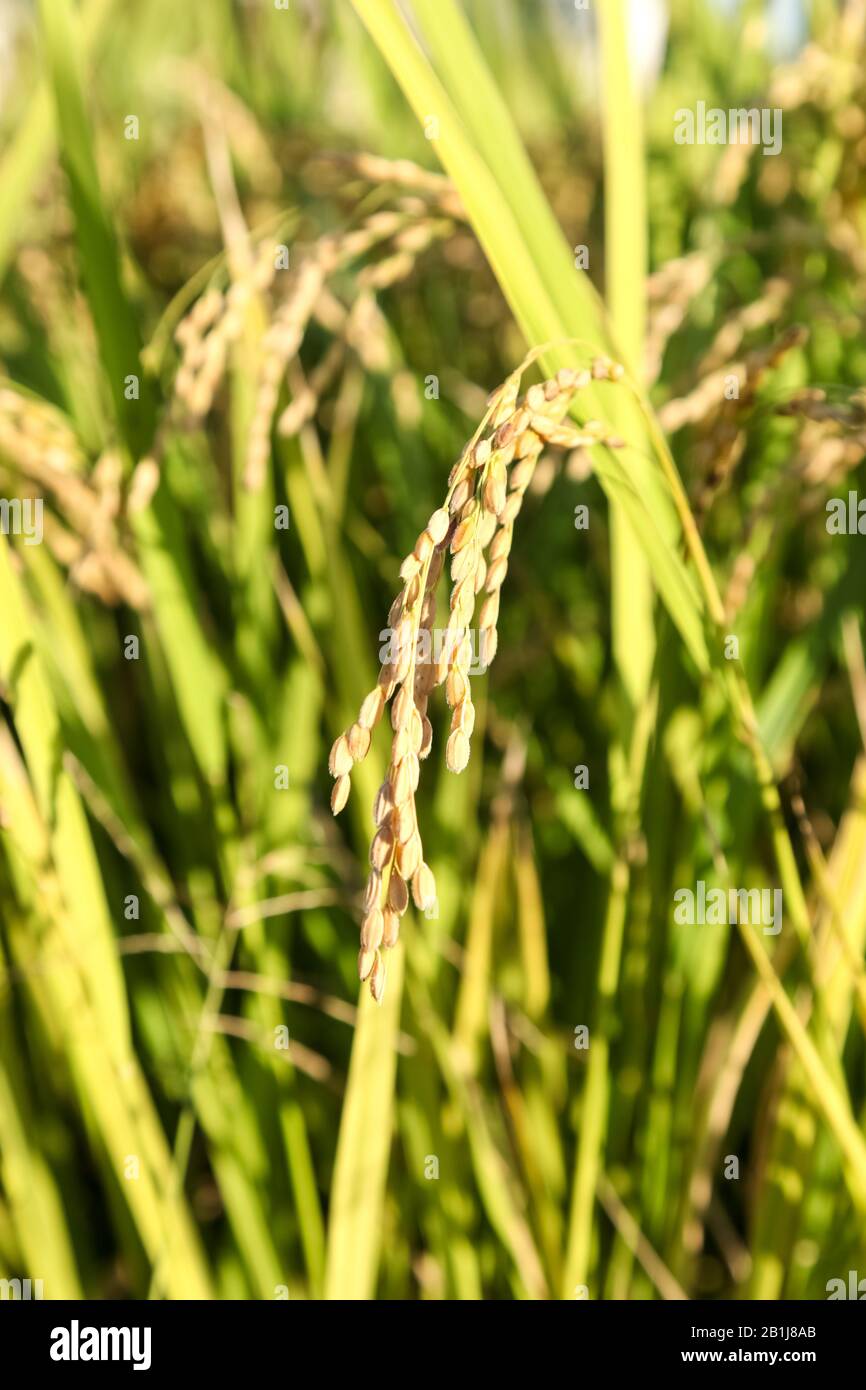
0;0;865;1305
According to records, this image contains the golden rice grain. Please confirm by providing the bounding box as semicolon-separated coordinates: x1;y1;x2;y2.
445;728;470;773
382;909;401;949
412;861;437;912
331;775;350;815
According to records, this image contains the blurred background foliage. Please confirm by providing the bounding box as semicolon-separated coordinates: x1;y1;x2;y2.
0;0;865;1300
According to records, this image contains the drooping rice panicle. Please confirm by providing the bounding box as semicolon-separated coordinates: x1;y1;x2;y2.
329;350;627;999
